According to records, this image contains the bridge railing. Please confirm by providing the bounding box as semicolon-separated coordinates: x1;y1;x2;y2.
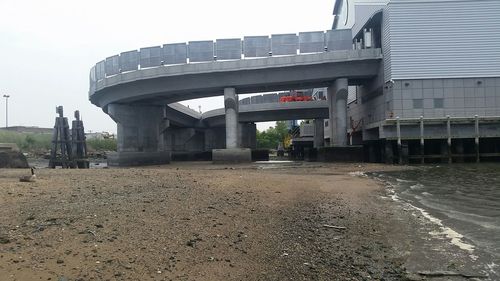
89;29;353;93
239;91;318;105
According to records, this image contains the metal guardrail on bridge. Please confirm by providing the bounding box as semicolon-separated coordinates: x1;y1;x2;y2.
89;29;353;92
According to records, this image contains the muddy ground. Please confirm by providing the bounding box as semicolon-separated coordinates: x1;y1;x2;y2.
0;162;486;280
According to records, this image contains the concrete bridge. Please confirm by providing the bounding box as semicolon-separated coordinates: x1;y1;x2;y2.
88;29;383;165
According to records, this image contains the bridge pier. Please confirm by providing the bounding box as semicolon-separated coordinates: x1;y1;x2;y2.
239;122;257;149
327;78;349;146
107;104;170;166
212;88;252;163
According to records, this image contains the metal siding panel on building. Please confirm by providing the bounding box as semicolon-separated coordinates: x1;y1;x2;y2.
352;5;386;37
382;7;392;82
140;46;162;68
299;31;325;53
387;0;500;80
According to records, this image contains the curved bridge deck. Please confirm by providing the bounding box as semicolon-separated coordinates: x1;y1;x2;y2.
89;29;381;165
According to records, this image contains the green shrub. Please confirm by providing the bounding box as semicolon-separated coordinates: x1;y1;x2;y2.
86;138;117;151
0;130;117;152
256;121;289;149
0;130;51;151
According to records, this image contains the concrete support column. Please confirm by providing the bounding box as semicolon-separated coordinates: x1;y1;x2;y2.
213;88;251;163
107;103;170;166
239;122;257;149
224;87;239;149
327;78;349;146
313;119;324;148
162;107;171;152
204;127;226;151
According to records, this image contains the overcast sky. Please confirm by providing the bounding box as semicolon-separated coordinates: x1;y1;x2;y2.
0;0;334;133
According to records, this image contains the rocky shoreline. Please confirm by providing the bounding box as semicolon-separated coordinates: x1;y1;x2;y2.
0;162;491;280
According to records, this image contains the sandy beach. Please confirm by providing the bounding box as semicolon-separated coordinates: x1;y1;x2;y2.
0;162;490;280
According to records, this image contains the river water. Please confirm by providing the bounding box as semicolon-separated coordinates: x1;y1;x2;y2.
373;164;500;279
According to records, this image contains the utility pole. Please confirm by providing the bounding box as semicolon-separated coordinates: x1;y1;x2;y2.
2;94;10;128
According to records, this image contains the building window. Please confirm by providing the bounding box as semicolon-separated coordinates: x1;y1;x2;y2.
434;98;444;108
325;121;329;127
413;99;423;109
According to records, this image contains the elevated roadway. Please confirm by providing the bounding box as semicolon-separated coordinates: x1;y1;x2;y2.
90;49;381;110
88;30;382;165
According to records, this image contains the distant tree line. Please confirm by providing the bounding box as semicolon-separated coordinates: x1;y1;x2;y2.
0;130;117;153
256;121;288;149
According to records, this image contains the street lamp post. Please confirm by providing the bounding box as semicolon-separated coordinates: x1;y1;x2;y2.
3;94;10;128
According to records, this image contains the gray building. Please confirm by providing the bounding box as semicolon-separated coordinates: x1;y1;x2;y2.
332;0;500;163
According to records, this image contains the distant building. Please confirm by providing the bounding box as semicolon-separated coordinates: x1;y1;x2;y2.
86;132;115;140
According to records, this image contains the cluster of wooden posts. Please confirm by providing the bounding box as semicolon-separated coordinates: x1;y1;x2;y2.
48;106;89;168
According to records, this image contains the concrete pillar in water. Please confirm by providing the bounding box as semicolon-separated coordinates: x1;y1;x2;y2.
313;119;324;148
224;87;238;149
107;103;170;166
327;78;349;146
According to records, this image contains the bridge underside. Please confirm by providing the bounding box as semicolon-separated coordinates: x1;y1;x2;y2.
91;49;381;165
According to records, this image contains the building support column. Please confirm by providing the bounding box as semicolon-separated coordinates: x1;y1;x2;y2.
420;116;425;164
475;115;480;163
327;78;348;146
401;141;409;165
313;119;324;148
106;103;170;166
440;140;449;164
212;88;251;163
455;139;465;163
